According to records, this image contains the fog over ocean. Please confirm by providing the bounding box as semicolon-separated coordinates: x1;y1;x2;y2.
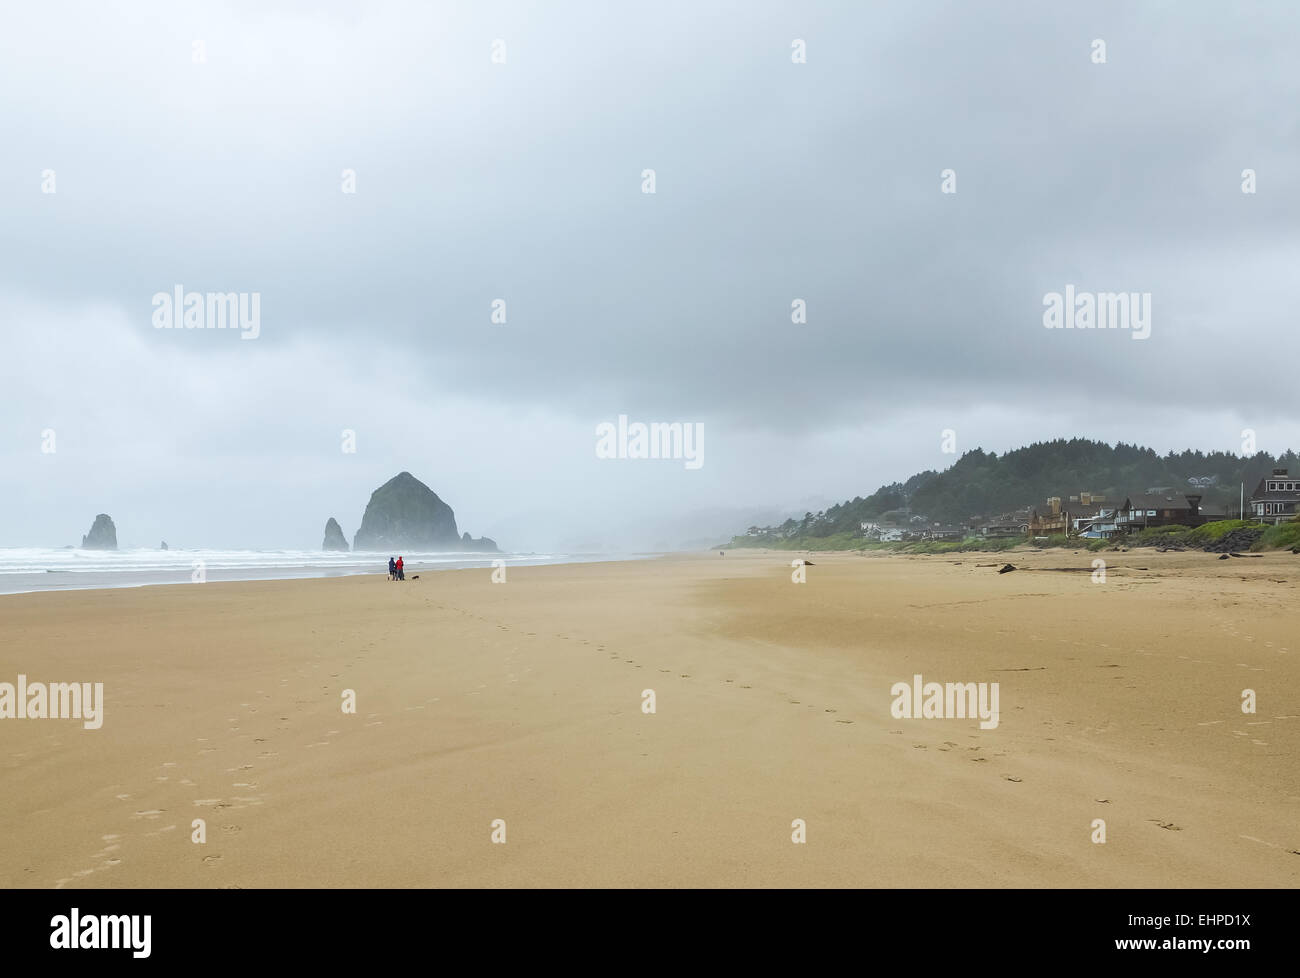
0;548;651;595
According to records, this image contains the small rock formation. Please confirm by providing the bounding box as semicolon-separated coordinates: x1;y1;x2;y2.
322;517;350;552
997;563;1016;574
459;531;499;552
160;541;168;550
1203;527;1265;553
81;514;117;550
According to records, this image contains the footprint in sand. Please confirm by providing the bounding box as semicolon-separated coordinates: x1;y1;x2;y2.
1148;819;1181;831
1003;775;1022;783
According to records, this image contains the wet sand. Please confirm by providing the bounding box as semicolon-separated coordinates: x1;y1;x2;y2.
1;548;1296;887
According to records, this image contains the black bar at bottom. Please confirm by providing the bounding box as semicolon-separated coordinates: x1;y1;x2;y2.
0;887;1284;966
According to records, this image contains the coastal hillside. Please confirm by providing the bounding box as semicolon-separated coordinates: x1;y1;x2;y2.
727;439;1298;547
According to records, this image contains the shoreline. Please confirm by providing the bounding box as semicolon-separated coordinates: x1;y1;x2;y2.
0;551;660;598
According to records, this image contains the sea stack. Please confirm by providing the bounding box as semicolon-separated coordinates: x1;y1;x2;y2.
351;472;498;552
322;517;350;552
460;530;499;553
81;514;118;550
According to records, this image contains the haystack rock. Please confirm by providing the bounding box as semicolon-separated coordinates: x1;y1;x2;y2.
322;517;350;552
351;472;498;552
81;514;118;550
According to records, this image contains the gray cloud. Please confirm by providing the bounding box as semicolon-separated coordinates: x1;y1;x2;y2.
2;1;1297;550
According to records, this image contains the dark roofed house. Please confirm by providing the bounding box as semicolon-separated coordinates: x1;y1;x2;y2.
982;511;1030;538
1249;468;1300;525
1114;491;1209;532
924;523;964;541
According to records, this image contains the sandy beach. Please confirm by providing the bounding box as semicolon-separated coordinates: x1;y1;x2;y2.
1;549;1296;888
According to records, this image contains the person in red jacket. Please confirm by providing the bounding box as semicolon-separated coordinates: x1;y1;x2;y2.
395;556;404;581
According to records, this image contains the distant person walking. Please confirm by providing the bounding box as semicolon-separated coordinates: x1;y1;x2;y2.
388;557;396;580
396;556;405;581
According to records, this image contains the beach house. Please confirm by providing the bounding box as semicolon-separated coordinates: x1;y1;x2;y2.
1028;497;1071;536
1113;490;1209;533
1248;468;1300;524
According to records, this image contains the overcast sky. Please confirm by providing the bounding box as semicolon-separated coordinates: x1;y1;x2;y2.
2;1;1298;552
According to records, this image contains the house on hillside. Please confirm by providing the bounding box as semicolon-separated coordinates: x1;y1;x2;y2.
1073;503;1122;539
1249;468;1300;524
1028;497;1071;536
982;512;1030;538
923;524;964;541
1113;491;1210;532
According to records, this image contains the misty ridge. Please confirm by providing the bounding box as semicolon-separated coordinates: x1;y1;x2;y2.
731;438;1300;545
